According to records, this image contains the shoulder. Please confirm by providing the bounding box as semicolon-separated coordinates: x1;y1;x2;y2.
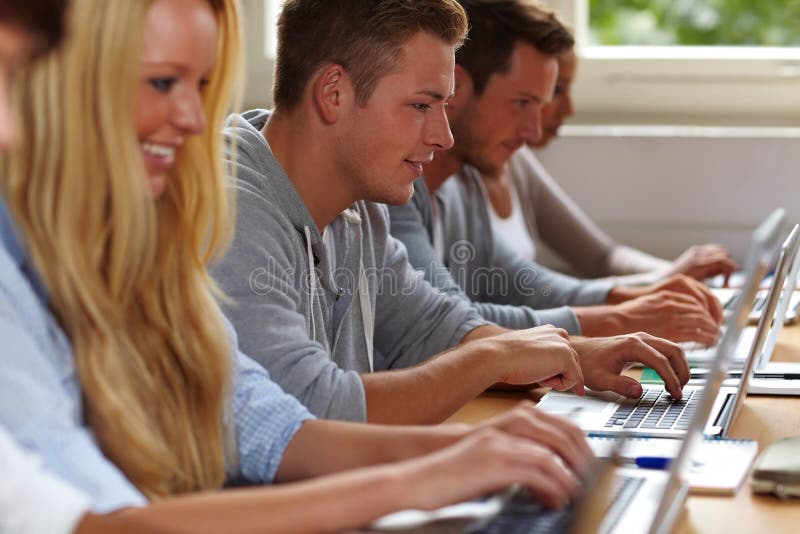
439;166;484;207
509;148;551;197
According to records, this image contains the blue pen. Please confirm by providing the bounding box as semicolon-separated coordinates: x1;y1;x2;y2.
635;456;671;470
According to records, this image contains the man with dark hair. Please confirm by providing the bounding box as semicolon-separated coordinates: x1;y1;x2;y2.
215;0;689;425
389;0;724;354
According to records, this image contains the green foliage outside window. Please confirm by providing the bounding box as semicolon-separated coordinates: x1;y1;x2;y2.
590;0;800;46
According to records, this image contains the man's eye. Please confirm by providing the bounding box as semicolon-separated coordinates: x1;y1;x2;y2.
515;99;530;108
413;103;432;112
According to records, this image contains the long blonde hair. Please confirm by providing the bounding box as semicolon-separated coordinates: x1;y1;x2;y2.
1;0;242;498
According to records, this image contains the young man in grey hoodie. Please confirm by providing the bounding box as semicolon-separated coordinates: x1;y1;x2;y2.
389;0;724;344
213;0;690;424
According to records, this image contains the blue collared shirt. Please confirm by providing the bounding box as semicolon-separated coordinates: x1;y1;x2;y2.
0;200;313;512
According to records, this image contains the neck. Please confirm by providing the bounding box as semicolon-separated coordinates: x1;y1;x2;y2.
423;147;463;195
263;109;358;231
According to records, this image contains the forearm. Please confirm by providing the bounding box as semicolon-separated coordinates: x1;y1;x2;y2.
468;300;583;334
275;419;470;481
606;245;671;277
114;464;421;534
363;340;504;424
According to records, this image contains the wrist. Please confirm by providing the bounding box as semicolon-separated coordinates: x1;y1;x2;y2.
607;286;641;304
574;306;623;337
460;324;510;345
406;423;471;459
460;336;509;386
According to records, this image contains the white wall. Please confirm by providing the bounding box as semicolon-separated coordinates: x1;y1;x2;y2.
240;0;275;109
536;126;800;264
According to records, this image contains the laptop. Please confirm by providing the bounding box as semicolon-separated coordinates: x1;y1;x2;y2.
736;224;800;395
686;223;800;368
712;273;800;325
692;224;800;387
373;433;687;534
469;245;772;534
469;433;686;534
536;209;786;439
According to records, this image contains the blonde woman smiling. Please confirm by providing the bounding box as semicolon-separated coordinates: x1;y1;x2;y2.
0;0;591;531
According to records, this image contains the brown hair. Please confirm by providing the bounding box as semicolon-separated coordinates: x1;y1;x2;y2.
0;0;68;55
274;0;469;111
456;0;574;95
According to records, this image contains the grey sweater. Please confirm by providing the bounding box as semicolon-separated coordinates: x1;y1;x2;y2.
506;147;670;283
388;166;614;334
212;110;488;421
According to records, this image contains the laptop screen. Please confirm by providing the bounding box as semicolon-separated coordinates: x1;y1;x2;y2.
758;223;800;369
648;208;787;533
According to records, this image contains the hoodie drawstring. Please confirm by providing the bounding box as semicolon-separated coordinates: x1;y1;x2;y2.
358;259;374;372
305;215;374;372
304;225;317;342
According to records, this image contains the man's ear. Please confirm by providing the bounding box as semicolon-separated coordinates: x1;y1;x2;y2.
312;64;351;124
450;64;475;109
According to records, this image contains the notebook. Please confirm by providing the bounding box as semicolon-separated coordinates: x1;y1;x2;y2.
588;435;758;495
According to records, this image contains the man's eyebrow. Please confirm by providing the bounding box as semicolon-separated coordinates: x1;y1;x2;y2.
416;89;453;101
516;90;542;102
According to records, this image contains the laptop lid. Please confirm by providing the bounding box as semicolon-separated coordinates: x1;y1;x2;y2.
649;208;787;532
722;219;796;435
757;223;800;369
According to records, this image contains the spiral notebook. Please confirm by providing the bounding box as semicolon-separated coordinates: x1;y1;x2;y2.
589;435;758;495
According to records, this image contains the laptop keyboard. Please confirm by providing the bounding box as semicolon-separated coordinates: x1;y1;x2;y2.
604;387;696;431
724;293;768;312
471;476;644;534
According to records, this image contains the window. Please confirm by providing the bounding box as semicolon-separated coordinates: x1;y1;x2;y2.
265;0;280;58
241;0;279;109
550;0;800;126
589;0;800;47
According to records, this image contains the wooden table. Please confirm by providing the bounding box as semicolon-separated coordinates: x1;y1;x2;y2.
446;327;800;533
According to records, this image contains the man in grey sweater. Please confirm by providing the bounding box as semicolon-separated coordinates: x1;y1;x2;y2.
389;0;723;345
213;0;690;424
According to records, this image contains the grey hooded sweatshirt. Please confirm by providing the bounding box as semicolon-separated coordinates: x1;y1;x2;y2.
387;167;615;334
212;110;488;422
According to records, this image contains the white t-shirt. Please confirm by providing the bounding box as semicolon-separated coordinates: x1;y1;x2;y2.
488;177;537;262
0;427;90;534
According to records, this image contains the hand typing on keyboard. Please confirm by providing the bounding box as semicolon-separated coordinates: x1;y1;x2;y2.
570;334;690;399
604;387;696;430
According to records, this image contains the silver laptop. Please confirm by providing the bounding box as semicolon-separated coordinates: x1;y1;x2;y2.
687;223;800;369
469;228;780;533
712;269;800;325
743;224;800;395
374;434;686;534
682;324;756;368
468;433;686;534
693;224;800;392
536;209;786;439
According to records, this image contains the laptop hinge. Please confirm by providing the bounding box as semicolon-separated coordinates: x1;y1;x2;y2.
712;392;736;430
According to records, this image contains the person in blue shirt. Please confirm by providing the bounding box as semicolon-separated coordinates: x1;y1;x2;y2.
0;0;594;531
